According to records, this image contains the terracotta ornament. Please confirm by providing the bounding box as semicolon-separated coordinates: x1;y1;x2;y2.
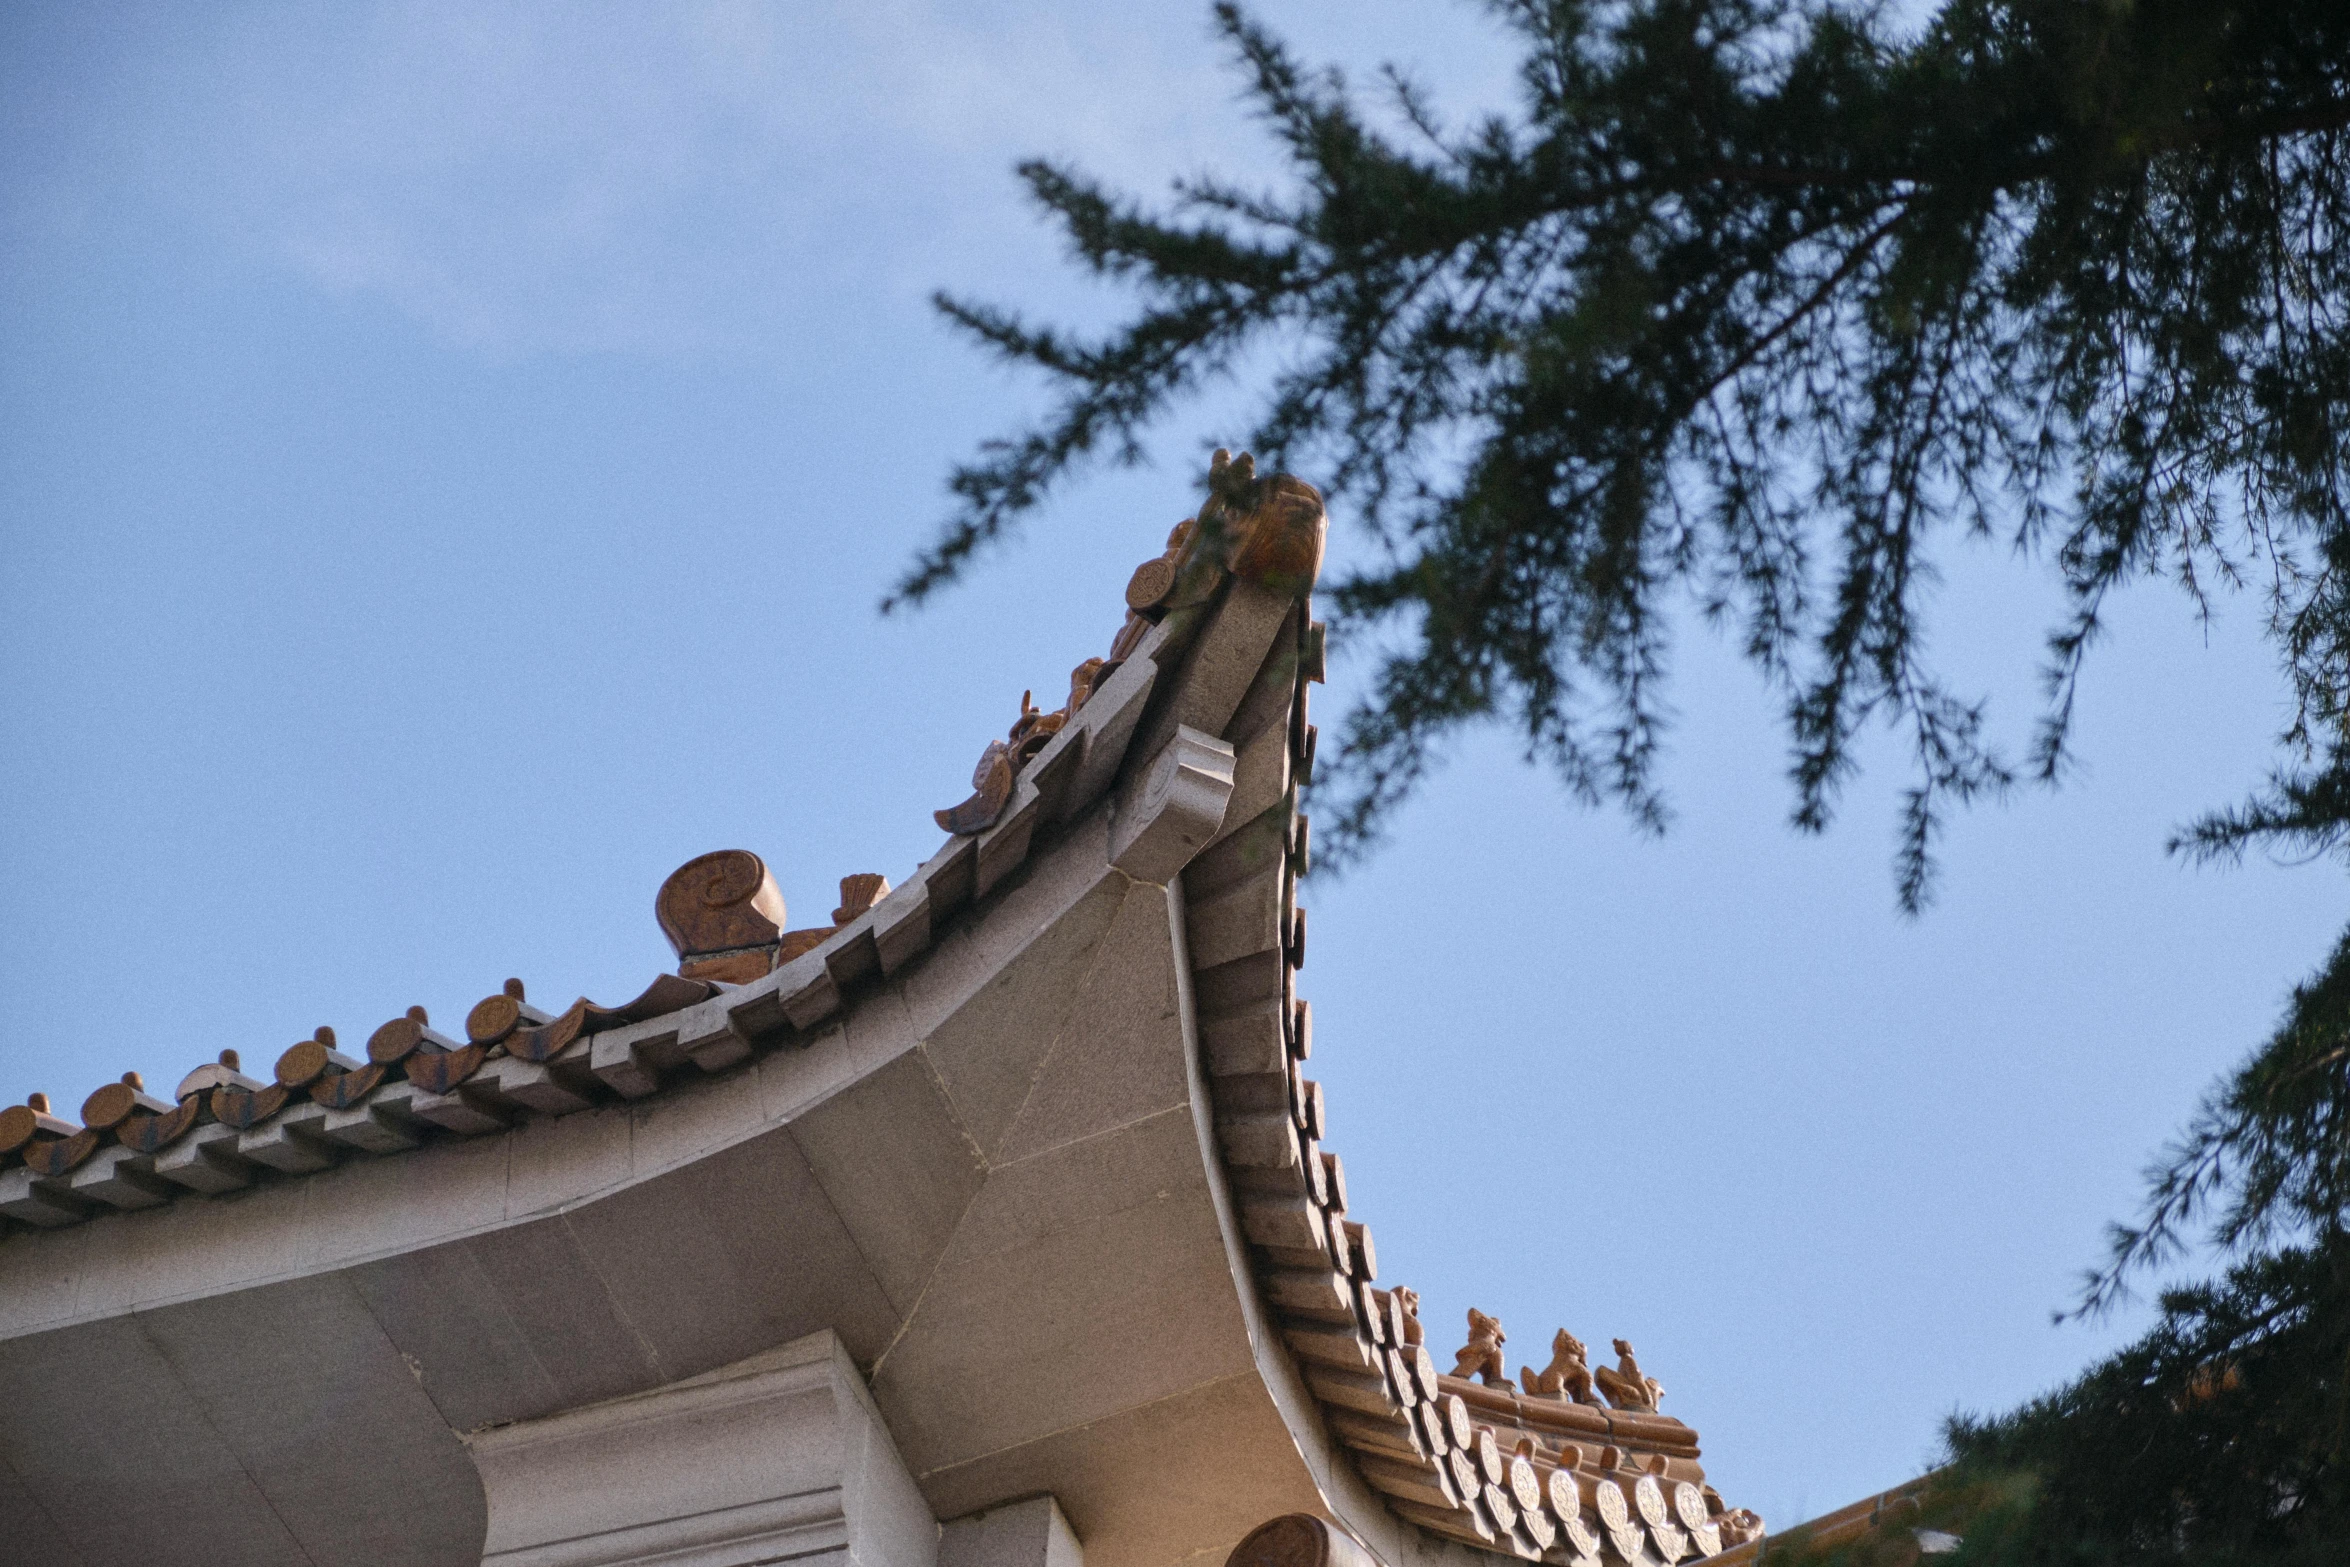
278;1024;385;1110
2177;1359;2243;1408
1125;517;1202;616
1392;1285;1425;1346
935;674;1087;837
79;1072;169;1133
936;738;1016;836
831;874;892;925
465;979;538;1046
405;1042;489;1095
1594;1338;1665;1412
656;850;786;960
1520;1328;1600;1404
0;1093;79;1163
940;449;1316;841
1451;1307;1509;1386
1067;656;1109;715
507;973;721;1063
1162;448;1328;601
1008;690;1068;769
1717;1508;1764;1547
1225;472;1327;597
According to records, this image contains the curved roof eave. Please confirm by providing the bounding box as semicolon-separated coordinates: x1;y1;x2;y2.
0;458;1762;1567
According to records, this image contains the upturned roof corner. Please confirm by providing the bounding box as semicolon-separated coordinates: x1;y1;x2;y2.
0;450;1761;1567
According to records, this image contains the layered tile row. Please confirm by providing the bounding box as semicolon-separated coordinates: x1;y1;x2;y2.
1182;605;1763;1565
0;599;1190;1236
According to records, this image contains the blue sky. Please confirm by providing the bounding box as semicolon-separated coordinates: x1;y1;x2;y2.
4;0;2342;1531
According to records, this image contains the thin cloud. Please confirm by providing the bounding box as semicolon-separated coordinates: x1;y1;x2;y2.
152;0;1246;358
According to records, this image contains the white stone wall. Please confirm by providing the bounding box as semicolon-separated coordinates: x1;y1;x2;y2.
467;1331;938;1567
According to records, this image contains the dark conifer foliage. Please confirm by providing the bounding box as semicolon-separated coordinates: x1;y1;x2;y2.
1933;933;2350;1561
906;0;2350;910
913;3;2350;1558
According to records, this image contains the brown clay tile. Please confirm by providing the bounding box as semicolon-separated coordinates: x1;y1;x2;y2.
936;740;1013;836
463;978;556;1045
209;1081;290;1130
113;1095;202;1156
368;1007;463;1066
678;949;775;985
1327;1407;1425;1461
1108;610;1152;664
174;1049;257;1103
655;849;785;959
79;1073;169;1131
508;999;587;1064
310;1063;387;1111
829;874;891;925
0;1094;79;1160
20;1126;98;1179
403;1042;488;1096
275;1027;360;1089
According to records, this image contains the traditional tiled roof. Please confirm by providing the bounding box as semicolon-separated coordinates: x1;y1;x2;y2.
1153;467;1763;1566
0;450;1758;1566
1700;1475;1943;1567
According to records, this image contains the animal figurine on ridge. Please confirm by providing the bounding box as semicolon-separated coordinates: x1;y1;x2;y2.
1520;1328;1599;1404
1451;1308;1509;1386
1593;1337;1664;1411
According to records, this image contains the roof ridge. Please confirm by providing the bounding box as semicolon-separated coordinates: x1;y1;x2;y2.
0;450;1319;1237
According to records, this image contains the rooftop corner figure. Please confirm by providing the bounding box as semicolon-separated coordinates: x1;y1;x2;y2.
1121;448;1327;625
1450;1307;1509;1386
937;447;1327;839
1518;1329;1600;1405
1594;1338;1665;1413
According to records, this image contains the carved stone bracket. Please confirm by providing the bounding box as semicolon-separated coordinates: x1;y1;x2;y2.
1110;725;1236;885
467;1330;935;1567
